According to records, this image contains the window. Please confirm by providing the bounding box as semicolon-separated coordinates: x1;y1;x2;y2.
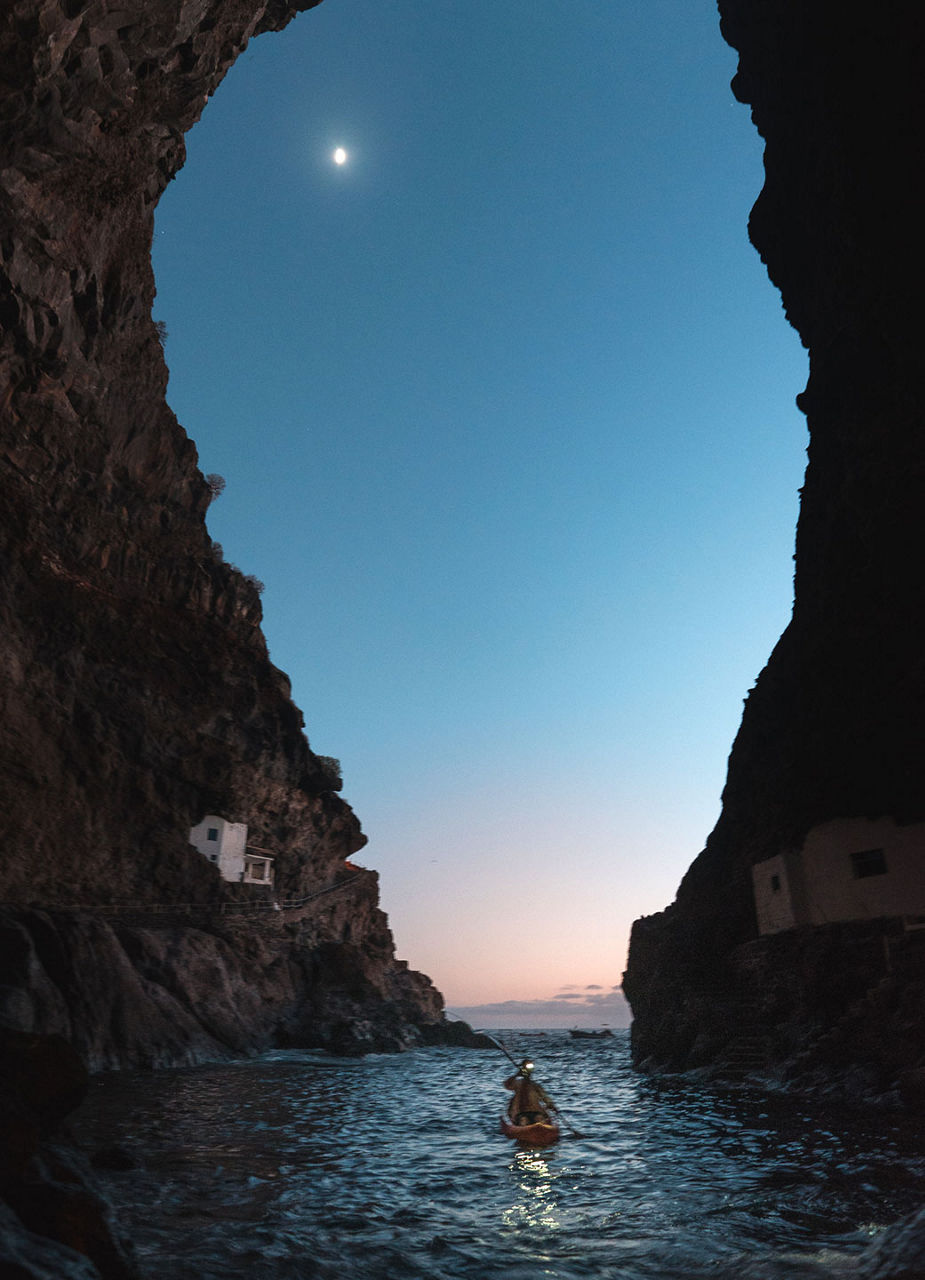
850;848;887;879
207;828;219;841
770;874;781;893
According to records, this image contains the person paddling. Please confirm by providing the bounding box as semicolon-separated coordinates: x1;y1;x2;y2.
503;1059;555;1126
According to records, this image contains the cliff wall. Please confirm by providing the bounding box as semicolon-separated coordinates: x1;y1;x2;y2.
0;0;457;1063
623;0;925;1096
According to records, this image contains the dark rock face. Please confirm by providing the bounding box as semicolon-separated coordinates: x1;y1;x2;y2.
623;1;925;1094
0;0;466;1068
0;1028;139;1279
0;891;448;1069
0;0;334;906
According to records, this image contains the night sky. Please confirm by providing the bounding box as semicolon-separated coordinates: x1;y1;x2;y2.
154;0;808;1027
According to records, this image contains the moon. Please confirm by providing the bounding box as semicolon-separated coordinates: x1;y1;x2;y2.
333;147;348;166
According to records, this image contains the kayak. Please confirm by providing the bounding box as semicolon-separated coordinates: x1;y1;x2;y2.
500;1116;560;1146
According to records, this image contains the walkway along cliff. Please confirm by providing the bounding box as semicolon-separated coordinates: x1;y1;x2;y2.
623;1;925;1103
0;0;471;1066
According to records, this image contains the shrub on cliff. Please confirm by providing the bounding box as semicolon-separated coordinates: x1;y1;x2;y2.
315;756;343;789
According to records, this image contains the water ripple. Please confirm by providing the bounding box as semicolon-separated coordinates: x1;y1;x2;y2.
73;1031;925;1279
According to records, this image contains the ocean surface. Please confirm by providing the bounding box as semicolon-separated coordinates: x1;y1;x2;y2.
73;1030;925;1280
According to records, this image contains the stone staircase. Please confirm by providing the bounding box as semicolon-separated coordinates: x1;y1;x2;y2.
718;995;774;1079
785;925;925;1080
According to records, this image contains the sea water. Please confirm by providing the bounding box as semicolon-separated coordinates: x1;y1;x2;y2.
73;1030;925;1279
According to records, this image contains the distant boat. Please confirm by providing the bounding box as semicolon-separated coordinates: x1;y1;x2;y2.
568;1029;613;1039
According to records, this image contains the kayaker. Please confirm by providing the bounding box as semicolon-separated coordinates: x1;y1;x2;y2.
504;1059;555;1126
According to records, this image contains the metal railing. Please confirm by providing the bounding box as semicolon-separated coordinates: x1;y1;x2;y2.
1;871;369;920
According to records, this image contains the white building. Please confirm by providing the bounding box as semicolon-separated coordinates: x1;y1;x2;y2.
189;815;274;886
752;816;925;935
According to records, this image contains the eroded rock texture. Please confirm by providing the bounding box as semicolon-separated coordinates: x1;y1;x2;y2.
1;0;337;904
0;1028;140;1279
623;2;925;1095
0;0;460;1070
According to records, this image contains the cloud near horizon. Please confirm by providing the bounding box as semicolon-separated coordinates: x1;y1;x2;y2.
448;984;631;1029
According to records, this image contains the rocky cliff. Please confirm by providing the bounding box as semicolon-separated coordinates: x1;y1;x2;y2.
623;0;925;1098
0;0;466;1065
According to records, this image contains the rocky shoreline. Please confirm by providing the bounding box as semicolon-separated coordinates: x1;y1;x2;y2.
0;897;482;1070
0;896;492;1276
625;915;925;1111
0;1018;494;1280
0;898;495;1277
0;1028;141;1280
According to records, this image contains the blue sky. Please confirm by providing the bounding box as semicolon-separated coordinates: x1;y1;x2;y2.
155;0;808;1026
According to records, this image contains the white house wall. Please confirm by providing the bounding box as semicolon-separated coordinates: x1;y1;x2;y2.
189;814;249;883
752;854;798;934
217;821;248;882
798;817;925;924
754;817;925;934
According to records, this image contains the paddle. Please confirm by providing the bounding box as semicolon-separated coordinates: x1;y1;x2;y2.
479;1031;585;1139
